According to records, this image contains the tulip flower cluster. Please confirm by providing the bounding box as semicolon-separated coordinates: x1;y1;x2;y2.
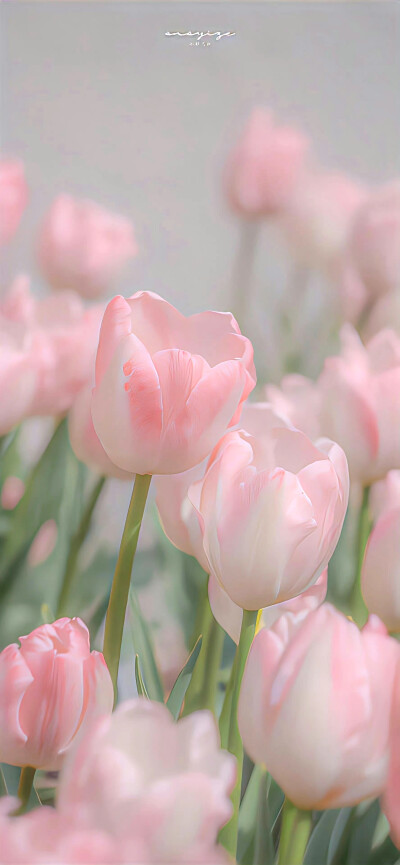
1;110;400;865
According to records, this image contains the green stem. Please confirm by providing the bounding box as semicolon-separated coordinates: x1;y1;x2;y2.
219;608;258;858
103;473;151;698
56;476;106;617
16;766;36;813
182;593;225;716
231;220;259;330
351;485;371;626
278;799;312;865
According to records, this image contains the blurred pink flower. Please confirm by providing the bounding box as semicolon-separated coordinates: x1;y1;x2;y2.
92;292;256;475
1;476;25;510
282;170;367;267
383;664;400;849
208;568;327;644
0;158;28;246
0;617;113;770
370;470;400;522
27;519;58;567
1;276;104;417
265;375;321;441
57;699;235;863
238;605;399;809
225;108;309;218
349;181;400;300
37;195;137;298
189;423;348;610
362;506;400;632
0;315;37;435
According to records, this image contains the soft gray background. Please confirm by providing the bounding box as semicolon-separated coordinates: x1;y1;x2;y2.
1;1;399;317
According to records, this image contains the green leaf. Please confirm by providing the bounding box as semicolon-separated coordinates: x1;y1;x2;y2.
135;654;150;698
237;764;264;864
0;764;40;811
166;636;202;719
367;834;400;865
348;800;380;865
0;765;7;797
128;587;164;702
304;810;342;865
327;807;353;865
254;769;275;865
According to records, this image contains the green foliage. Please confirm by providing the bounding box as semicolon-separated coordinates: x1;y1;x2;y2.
166;636;202;719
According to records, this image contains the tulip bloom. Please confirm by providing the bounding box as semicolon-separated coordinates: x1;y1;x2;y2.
362;507;400;632
208;569;327;645
238;606;399;809
37;195;137;298
349;181;400;300
190;426;348;610
69;385;132;479
225;108;309;218
0;158;28;246
57;699;235;863
265;375;321;442
319;325;400;484
0;331;37;435
370;470;400;522
0;618;113;770
92;292;256;475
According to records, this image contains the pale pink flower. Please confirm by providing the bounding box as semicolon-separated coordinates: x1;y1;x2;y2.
208;568;327;644
238;605;399;809
225;108;309;217
1;476;25;510
0;326;37;435
349;181;400;299
92;292;256;475
319;325;400;483
57;699;235;863
27;519;58;567
38;195;137;298
370;470;400;522
0;158;28;246
362;506;400;632
0;617;113;770
383;665;400;849
69;385;132;479
189;424;348;610
265;375;321;441
282;170;367;266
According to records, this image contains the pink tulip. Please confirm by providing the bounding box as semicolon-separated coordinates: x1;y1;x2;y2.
0;158;28;246
383;665;400;849
362;507;400;632
27;519;58;567
319;325;400;483
37;195;137;298
0;617;113;770
349;181;400;299
370;470;400;522
282;170;367;266
225;108;309;218
155;402;291;571
1;277;104;417
190;423;348;610
0;326;37;435
208;568;327;644
238;605;399;809
92;292;256;475
69;385;132;479
57;699;235;863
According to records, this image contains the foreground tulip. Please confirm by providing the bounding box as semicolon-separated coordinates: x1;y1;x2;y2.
92;292;256;475
319;325;400;484
0;158;28;246
238;605;399;809
225;108;309;218
57;699;235;863
383;666;400;849
69;385;132;479
362;506;400;632
37;195;137;298
208;568;327;644
349;181;400;300
190;425;348;610
0;617;113;770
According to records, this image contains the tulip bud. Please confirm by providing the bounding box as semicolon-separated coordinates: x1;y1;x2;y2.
349;181;400;299
190;426;348;610
92;292;256;475
238;605;399;809
224;108;309;218
0;158;28;246
37;195;137;298
0;617;113;770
